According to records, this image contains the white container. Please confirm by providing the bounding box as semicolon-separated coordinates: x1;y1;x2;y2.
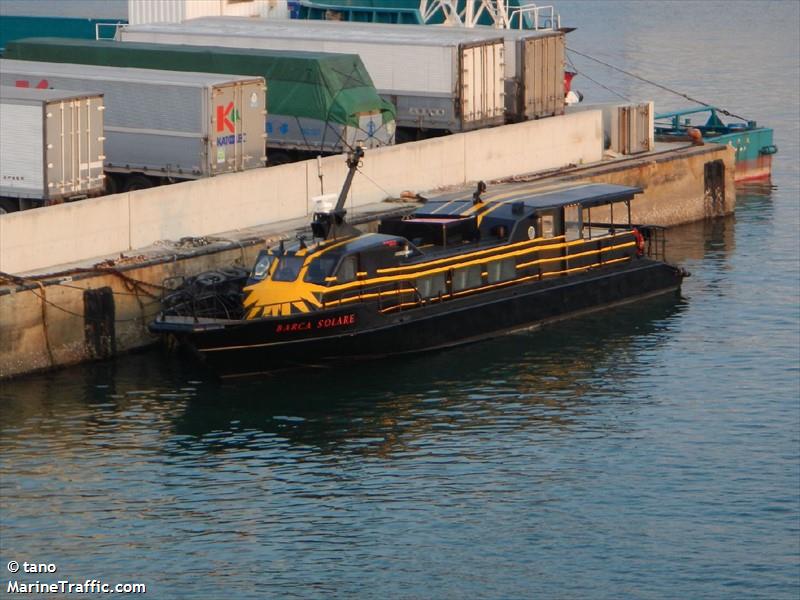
0;86;105;204
120;16;506;133
567;102;654;155
491;27;566;120
126;0;286;25
0;59;267;181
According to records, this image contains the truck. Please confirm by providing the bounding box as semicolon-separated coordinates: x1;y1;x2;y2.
117;16;507;138
5;37;396;163
0;86;105;213
0;59;266;193
487;26;566;121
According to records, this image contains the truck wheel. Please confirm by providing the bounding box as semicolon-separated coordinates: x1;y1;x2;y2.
125;175;154;192
268;152;291;166
104;173;120;195
0;198;19;214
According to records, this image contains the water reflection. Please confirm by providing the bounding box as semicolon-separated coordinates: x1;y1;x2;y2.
665;215;735;264
1;296;686;462
734;180;777;224
167;295;685;457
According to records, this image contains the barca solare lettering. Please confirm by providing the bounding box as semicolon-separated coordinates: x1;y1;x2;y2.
275;313;355;333
316;314;356;329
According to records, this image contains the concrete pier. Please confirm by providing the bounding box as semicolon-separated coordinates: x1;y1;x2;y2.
0;113;735;379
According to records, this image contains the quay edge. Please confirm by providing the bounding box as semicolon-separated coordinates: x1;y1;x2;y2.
0;136;734;380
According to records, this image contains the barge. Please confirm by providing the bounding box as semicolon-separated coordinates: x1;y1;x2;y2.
150;149;686;376
655;106;776;182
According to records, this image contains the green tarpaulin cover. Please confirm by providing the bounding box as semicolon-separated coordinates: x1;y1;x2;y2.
5;37;395;127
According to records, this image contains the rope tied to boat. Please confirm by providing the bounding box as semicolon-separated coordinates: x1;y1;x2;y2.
566;47;748;121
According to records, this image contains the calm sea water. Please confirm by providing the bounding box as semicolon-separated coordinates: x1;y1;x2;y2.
1;2;798;598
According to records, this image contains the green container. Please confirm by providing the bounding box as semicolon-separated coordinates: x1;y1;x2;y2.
0;16;123;51
5;37;396;152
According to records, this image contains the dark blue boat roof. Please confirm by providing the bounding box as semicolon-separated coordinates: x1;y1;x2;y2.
419;183;642;218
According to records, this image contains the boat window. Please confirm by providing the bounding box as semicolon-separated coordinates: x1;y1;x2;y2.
539;214;554;238
304;254;340;284
250;251;274;281
582;206;609;239
416;273;447;299
272;256;304;282
487;258;516;283
452;265;482;292
360;246;403;275
336;255;359;283
564;204;582;241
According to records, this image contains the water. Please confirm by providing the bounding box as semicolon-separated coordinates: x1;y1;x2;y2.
1;2;799;598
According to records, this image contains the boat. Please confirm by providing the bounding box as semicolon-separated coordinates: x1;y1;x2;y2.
294;0;561;30
654;106;777;182
149;148;687;376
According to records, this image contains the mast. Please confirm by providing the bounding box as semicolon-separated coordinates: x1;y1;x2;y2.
310;146;364;240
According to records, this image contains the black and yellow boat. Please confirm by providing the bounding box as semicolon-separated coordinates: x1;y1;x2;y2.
150;149;686;375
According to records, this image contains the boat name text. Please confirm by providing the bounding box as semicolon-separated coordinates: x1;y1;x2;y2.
275;313;356;333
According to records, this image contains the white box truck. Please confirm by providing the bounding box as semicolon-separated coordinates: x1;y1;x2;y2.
119;16;506;138
0;59;266;193
0;86;105;213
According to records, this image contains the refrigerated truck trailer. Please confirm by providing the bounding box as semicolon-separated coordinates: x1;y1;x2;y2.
0;59;266;193
0;86;105;213
5;37;396;162
445;24;566;121
118;16;506;136
247;19;568;122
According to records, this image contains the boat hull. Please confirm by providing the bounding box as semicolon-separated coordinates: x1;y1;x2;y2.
152;258;684;376
707;128;775;182
655;126;776;182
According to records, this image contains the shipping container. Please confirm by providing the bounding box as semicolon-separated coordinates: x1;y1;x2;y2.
6;37;396;160
126;0;287;25
566;102;654;155
494;27;565;120
0;59;266;192
0;86;105;212
118;16;506;134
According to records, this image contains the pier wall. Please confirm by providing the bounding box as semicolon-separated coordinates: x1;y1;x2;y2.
0;244;262;379
569;145;737;224
0;111;603;275
0;124;737;380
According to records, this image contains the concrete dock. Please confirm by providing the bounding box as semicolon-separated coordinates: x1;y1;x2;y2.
0;111;735;379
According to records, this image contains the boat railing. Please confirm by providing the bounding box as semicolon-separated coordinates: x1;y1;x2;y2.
96;21;123;41
249;230;642;318
335;230;638;314
638;225;667;261
507;3;561;30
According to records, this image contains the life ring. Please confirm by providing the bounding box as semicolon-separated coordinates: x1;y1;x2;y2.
632;228;645;256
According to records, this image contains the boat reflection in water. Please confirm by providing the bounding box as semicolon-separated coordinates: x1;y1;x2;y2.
1;295;686;459
168;294;686;457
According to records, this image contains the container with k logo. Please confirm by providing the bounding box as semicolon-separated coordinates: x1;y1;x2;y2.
216;102;241;133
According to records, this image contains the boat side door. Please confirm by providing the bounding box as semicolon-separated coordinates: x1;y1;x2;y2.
534;209;563;277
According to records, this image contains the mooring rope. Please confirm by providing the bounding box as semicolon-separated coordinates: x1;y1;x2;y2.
566;47;748;120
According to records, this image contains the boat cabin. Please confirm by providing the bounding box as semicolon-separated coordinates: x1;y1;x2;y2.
242;183;645;318
379;182;641;248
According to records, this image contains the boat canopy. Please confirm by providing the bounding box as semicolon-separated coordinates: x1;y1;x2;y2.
420;183;642;216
